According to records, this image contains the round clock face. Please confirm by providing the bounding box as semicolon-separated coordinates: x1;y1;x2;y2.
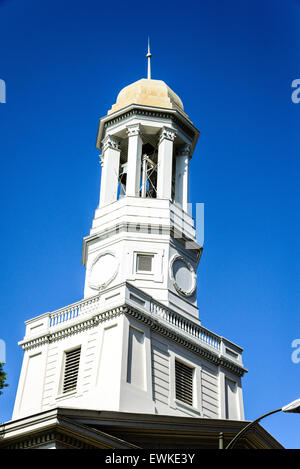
88;252;119;291
170;256;196;297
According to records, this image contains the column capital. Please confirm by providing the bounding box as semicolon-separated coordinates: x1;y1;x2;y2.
159;126;176;144
101;134;121;153
126;123;143;138
176;144;191;158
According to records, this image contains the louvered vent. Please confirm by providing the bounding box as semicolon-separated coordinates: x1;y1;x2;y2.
137;254;153;272
63;347;81;394
175;360;194;406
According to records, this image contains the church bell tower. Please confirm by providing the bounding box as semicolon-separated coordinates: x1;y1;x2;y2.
83;67;201;321
12;50;247;421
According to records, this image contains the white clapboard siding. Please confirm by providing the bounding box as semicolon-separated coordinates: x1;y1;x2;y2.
41;344;59;409
81;332;98;393
201;365;219;418
151;333;170;405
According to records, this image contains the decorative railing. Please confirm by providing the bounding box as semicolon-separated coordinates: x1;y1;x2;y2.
150;300;221;351
47;286;221;354
49;294;101;327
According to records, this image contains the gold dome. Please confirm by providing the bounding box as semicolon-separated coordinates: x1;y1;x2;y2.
108;78;184;115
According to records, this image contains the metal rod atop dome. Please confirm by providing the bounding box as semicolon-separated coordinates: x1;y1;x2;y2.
146;37;152;80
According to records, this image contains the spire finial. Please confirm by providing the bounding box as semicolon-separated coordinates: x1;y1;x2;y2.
146;37;152;80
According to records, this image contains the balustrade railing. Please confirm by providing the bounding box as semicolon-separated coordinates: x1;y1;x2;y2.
47;287;221;353
49;294;101;327
150;300;221;351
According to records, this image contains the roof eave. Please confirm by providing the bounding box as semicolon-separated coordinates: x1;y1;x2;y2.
96;104;200;156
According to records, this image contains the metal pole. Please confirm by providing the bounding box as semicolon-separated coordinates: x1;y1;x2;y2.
147;37;152;79
141;155;147;198
218;432;224;449
225;408;282;449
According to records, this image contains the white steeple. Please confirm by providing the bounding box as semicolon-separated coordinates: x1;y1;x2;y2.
12;55;246;423
82;67;202;319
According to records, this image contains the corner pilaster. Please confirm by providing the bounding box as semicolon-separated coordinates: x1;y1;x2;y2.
126;124;143;197
157;126;176;200
99;135;121;207
175;144;191;212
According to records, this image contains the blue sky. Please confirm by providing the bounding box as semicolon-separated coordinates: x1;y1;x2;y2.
0;0;299;449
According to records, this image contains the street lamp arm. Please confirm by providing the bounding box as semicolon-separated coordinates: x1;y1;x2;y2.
225;408;282;449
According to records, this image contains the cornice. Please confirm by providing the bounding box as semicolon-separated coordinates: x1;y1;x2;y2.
0;408;284;449
124;306;246;377
1;430;96;450
19;302;246;377
0;414;139;449
82;222;202;267
19;307;124;350
96;104;200;155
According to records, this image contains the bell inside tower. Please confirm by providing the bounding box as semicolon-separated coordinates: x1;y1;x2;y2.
115;134;178;202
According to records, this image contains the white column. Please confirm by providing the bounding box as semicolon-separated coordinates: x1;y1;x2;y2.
175;144;191;212
99;135;121;207
157;127;176;200
126;124;143;197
